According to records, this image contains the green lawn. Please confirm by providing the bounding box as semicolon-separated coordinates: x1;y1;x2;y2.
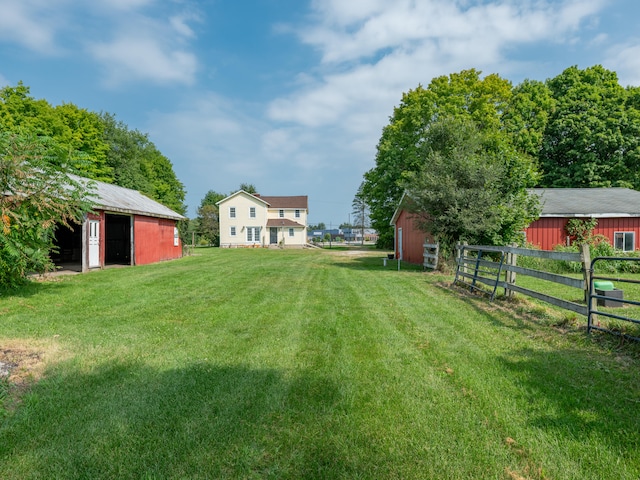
1;248;639;479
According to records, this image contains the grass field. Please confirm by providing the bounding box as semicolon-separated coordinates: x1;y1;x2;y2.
1;247;639;479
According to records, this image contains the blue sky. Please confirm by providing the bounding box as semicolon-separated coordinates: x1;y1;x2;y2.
1;0;640;226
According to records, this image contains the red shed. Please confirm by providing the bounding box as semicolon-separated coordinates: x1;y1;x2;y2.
52;175;185;272
390;193;434;264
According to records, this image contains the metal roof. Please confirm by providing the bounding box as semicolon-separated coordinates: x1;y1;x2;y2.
71;175;185;221
530;188;640;217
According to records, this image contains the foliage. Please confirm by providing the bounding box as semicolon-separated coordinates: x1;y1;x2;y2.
0;132;94;287
196;190;225;246
540;65;640;189
501;79;555;158
238;183;257;194
351;181;369;245
362;69;513;248
402;117;540;251
565;217;599;245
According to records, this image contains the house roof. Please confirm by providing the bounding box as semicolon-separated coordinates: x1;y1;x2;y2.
71;175;185;221
259;195;308;210
530;188;640;218
216;191;308;210
266;218;306;228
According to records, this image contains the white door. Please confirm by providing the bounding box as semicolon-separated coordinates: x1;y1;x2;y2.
398;227;403;261
89;220;100;268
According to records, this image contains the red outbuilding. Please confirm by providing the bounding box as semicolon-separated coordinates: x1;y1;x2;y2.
52;175;185;272
391;188;640;266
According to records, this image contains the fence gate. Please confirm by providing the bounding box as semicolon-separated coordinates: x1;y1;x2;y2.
455;246;505;301
588;257;640;342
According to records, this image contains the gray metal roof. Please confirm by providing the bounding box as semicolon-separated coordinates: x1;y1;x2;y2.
530;188;640;217
71;174;185;221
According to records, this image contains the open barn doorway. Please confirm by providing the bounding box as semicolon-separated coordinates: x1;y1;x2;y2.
51;222;83;272
105;213;132;265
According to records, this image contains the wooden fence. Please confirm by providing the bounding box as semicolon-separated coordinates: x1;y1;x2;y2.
454;243;591;316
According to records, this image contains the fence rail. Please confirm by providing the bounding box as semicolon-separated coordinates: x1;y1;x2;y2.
455;243;590;315
455;244;640;342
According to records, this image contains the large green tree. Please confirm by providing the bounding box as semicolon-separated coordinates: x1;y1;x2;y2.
0;132;94;287
402;118;540;253
539;65;640;189
362;69;513;248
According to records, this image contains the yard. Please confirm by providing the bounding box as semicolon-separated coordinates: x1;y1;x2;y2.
1;248;639;479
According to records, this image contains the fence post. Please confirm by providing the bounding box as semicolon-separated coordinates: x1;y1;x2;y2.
581;243;592;305
505;245;517;298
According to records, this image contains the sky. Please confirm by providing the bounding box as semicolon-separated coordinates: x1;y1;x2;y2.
1;0;640;226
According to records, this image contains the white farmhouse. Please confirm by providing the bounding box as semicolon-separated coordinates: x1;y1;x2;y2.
217;191;309;247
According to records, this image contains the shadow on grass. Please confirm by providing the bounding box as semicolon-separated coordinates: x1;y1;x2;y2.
431;281;640;458
0;360;363;479
498;346;640;455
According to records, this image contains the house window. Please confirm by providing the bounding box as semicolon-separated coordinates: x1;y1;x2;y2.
247;227;260;243
289;228;294;237
229;207;236;218
230;226;236;236
295;209;300;218
614;232;635;252
279;209;284;218
249;207;256;218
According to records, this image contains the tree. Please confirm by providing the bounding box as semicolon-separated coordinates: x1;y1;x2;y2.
351;181;369;245
362;69;513;248
238;183;257;194
1;132;94;287
196;190;225;246
402;118;540;254
539;65;640;189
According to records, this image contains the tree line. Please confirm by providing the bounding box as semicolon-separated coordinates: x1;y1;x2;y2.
361;65;640;252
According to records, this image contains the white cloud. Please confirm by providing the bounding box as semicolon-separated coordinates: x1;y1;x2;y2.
301;0;604;64
0;0;63;53
89;31;197;86
606;42;640;87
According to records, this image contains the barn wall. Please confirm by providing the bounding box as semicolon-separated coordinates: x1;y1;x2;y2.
394;210;431;265
525;218;568;250
525;217;640;251
134;216;182;265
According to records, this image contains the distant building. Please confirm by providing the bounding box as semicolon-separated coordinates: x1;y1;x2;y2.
217;190;309;247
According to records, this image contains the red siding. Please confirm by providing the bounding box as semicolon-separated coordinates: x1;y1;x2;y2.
526;217;640;251
394;210;431;265
134;216;182;265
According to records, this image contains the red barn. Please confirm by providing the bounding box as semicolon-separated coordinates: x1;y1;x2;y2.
526;188;640;251
391;188;640;266
52;175;185;272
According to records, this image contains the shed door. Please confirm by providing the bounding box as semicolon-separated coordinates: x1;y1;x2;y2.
89;220;100;268
398;227;403;261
